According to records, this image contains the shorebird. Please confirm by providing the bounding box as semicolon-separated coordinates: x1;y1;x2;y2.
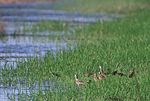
74;74;84;86
91;66;106;81
98;72;105;80
93;73;99;81
99;66;106;77
128;69;135;78
112;70;118;75
112;69;126;77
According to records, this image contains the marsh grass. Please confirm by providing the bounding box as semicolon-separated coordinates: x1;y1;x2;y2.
1;6;150;101
23;21;81;40
24;21;70;33
54;0;150;13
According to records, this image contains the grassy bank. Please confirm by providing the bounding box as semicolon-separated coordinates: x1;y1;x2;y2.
1;2;150;101
54;0;150;13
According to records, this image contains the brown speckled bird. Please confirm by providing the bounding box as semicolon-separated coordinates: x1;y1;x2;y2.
74;74;84;86
98;72;105;80
99;66;106;77
93;73;99;81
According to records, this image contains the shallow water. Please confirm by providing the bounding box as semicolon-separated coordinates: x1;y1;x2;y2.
0;80;64;101
0;2;120;23
0;30;67;100
0;19;68;101
0;2;54;9
0;35;68;67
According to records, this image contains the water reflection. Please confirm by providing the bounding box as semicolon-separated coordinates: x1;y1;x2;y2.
0;35;68;67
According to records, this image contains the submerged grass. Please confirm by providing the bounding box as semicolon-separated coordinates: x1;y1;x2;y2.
1;4;150;101
26;21;70;32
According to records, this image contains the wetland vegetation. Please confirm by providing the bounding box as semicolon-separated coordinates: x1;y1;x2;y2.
0;0;150;100
54;0;150;13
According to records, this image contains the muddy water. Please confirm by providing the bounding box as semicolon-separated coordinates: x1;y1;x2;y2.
0;2;120;100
